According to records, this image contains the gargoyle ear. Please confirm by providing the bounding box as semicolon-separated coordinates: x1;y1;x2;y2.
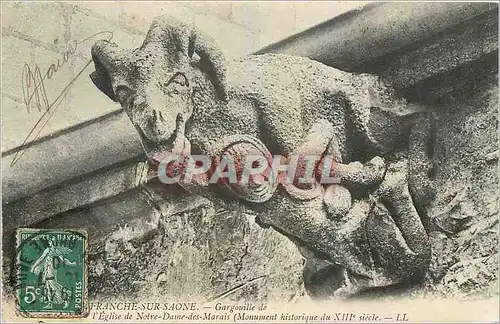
90;42;117;102
146;15;228;102
187;29;228;102
90;70;116;102
90;40;124;101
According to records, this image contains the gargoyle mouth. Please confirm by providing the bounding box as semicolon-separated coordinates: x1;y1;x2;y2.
137;112;188;162
136;126;178;165
139;122;177;149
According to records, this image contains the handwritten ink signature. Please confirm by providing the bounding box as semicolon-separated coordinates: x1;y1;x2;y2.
21;39;78;114
10;31;115;167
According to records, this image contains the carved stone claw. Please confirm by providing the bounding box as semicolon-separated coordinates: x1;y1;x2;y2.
332;156;386;190
323;184;352;220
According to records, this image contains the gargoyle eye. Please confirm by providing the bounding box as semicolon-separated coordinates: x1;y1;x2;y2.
174;78;186;86
166;72;189;87
115;85;134;105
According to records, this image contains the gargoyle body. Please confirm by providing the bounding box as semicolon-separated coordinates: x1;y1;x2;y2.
90;15;435;297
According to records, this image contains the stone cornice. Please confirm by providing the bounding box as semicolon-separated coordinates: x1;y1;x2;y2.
256;2;497;73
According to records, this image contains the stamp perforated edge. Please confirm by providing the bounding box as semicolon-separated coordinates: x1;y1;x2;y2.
14;228;89;319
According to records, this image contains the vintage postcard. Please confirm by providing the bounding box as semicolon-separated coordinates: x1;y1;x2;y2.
1;1;499;323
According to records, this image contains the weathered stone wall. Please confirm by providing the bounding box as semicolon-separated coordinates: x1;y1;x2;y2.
423;66;498;299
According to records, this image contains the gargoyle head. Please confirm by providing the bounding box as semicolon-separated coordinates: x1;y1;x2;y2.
90;15;228;148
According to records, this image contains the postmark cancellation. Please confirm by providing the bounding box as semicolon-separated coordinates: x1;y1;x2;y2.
15;228;88;318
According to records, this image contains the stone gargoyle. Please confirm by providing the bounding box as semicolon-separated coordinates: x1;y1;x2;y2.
90;15;436;297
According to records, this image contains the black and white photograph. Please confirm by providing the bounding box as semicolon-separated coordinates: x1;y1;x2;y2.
1;1;499;322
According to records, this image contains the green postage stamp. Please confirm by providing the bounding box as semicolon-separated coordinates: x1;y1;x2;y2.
15;228;88;318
